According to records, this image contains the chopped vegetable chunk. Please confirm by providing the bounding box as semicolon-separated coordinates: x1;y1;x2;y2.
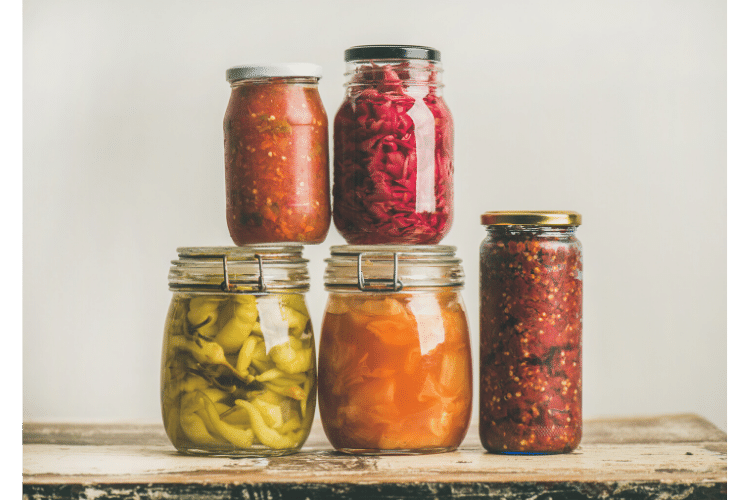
224;79;330;245
319;291;471;453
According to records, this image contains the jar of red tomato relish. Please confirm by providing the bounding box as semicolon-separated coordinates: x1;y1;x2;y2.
224;64;330;245
479;211;582;454
333;45;454;244
319;245;471;454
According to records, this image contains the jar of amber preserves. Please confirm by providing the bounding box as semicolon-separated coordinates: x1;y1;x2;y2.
479;211;582;454
161;246;316;456
224;64;330;245
319;245;472;454
333;45;454;244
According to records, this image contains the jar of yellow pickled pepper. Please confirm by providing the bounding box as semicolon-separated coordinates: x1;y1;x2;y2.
161;245;316;456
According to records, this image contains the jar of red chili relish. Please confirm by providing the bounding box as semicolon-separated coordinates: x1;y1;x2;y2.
479;211;582;454
333;45;454;244
224;64;330;245
319;245;472;454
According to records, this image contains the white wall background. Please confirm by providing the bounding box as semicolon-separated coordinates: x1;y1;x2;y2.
23;0;726;431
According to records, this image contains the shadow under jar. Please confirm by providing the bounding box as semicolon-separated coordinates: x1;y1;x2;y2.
319;245;472;454
224;64;330;245
161;246;316;456
333;45;454;244
479;211;583;454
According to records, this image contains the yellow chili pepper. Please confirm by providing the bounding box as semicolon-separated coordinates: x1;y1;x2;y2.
214;316;254;354
281;306;309;337
197;392;255;449
179;374;210;394
264;382;306;400
269;340;312;375
180;393;222;447
236;400;301;449
300;379;311;419
221;405;252;426
280;294;308;315
278;414;302;435
171;336;247;380
236;336;259;380
164;406;181;445
256;368;305;384
253;399;284;429
186;296;223;337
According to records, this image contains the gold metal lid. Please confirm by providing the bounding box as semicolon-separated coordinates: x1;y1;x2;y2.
480;211;582;226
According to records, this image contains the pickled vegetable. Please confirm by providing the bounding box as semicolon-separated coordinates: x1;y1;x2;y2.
160;292;316;456
224;78;330;245
318;291;471;453
333;60;454;244
479;224;582;454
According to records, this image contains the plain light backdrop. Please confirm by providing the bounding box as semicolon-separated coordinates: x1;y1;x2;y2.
23;0;727;431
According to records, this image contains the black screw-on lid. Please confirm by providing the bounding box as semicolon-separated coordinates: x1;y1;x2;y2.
344;45;441;62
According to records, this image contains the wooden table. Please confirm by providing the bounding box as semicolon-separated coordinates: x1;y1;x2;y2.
23;414;727;499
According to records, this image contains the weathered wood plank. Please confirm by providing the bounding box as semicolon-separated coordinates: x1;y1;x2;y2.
22;415;727;500
22;481;728;500
23;413;726;446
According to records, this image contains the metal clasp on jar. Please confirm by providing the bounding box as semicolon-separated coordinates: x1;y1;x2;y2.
221;254;268;294
356;252;404;292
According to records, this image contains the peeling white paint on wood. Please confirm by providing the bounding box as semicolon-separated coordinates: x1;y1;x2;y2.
23;414;726;496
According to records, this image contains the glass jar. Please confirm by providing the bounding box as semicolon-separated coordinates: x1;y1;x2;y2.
332;45;454;245
224;64;330;245
161;246;316;456
319;245;471;454
479;211;583;454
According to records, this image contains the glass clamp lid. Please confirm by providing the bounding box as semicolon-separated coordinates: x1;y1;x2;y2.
324;245;464;291
168;245;309;293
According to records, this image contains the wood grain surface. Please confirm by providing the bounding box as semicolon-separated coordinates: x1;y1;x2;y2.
23;414;727;500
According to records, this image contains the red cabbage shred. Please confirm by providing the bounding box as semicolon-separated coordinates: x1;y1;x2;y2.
333;63;454;244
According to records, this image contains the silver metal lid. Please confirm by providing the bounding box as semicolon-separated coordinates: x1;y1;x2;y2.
226;63;323;82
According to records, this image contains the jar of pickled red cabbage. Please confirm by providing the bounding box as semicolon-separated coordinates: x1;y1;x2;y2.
479;211;582;454
319;245;471;454
161;246;316;456
333;45;454;244
224;64;330;245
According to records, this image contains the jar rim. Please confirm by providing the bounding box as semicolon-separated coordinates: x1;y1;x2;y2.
169;245;309;293
226;63;323;82
481;211;582;226
329;244;456;257
324;244;464;291
175;245;307;260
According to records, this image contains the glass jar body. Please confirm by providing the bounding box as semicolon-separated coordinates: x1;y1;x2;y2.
319;289;472;454
333;58;453;244
224;77;330;245
479;225;582;454
161;289;316;456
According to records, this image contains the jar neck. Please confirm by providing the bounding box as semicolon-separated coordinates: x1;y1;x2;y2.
485;225;578;238
168;246;310;293
344;59;443;96
230;76;320;89
324;245;463;291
